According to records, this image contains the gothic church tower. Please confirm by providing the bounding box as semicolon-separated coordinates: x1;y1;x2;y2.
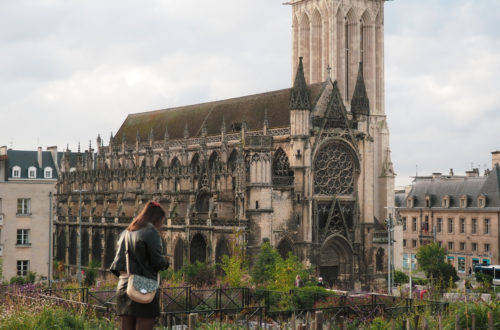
290;0;398;278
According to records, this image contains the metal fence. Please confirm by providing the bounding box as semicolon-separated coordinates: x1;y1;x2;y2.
5;285;447;327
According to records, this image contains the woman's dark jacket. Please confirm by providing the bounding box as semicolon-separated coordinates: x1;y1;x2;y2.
109;223;169;317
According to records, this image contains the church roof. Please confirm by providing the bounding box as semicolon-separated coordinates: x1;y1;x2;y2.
115;83;324;143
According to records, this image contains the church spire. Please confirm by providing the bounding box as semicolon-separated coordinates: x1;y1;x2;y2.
351;62;370;118
289;57;311;110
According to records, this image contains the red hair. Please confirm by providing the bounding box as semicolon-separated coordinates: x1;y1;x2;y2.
127;201;165;231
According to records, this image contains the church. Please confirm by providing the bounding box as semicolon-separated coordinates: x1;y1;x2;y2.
55;0;396;290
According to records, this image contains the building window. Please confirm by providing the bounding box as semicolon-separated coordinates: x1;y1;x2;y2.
412;217;417;232
442;196;449;208
44;167;52;179
17;198;31;215
460;242;465;251
478;196;486;208
448;242;454;250
407;197;414;208
448;218;453;233
437;218;442;233
485;243;490;252
460;218;465;233
28;166;37;178
17;260;29;276
460;196;467;208
16;229;30;246
412;240;417;248
458;258;465;272
12;165;21;178
472;242;477;251
484;219;490;234
425;196;431;207
472;218;477;234
403;217;407;231
403;239;407;247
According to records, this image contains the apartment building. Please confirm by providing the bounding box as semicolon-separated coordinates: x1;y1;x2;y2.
398;152;500;276
0;146;67;281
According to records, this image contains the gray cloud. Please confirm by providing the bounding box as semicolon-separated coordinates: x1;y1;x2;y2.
1;0;498;189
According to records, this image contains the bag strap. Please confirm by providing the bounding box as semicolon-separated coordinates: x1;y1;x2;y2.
124;230;160;284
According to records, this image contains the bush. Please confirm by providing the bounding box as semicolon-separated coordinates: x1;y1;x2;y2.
84;260;100;287
183;261;216;287
393;270;409;285
10;276;26;285
293;286;332;309
250;242;281;286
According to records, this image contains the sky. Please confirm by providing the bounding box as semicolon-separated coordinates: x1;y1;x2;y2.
1;0;499;188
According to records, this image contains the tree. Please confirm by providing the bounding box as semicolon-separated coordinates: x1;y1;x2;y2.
416;242;458;288
416;242;446;274
250;242;281;286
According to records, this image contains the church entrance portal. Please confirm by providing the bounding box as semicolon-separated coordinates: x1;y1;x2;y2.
319;235;353;288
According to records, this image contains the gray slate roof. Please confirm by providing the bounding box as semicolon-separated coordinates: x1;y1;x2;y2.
406;165;500;209
7;150;78;180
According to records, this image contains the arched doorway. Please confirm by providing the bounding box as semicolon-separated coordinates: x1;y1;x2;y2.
277;239;293;260
190;233;207;264
174;239;184;271
319;235;353;288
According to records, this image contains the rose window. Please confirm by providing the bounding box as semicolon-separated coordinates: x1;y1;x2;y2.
314;142;355;195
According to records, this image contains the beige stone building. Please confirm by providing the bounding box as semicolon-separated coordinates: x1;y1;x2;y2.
54;0;396;290
0;146;65;281
399;152;500;276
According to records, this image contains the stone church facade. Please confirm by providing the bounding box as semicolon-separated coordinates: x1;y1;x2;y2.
54;0;395;290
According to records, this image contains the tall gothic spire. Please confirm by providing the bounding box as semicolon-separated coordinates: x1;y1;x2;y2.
289;57;311;110
351;62;370;118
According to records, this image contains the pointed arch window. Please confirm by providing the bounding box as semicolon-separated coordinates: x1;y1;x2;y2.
209;152;220;173
228;150;238;173
272;148;294;185
191;153;201;175
170;157;181;176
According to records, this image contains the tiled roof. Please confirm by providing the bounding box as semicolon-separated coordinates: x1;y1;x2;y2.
115;83;325;144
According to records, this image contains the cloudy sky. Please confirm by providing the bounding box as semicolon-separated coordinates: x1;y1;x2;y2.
1;0;499;187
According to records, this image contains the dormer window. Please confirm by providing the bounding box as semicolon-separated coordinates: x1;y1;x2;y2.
425;195;431;208
28;166;37;179
12;165;21;178
44;167;53;179
406;196;415;208
442;195;450;208
477;195;486;208
460;195;468;208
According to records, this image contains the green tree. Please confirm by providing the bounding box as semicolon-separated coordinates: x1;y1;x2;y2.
416;242;458;288
393;269;409;285
220;228;249;287
250;242;281;286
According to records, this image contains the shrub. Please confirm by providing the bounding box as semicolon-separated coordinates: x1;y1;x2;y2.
250;242;281;286
393;269;409;284
293;286;332;309
183;261;216;287
84;260;100;287
10;276;26;285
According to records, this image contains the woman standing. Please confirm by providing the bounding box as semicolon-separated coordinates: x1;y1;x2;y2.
110;201;169;330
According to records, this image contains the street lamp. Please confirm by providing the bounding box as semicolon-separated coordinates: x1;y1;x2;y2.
74;189;87;287
385;213;395;294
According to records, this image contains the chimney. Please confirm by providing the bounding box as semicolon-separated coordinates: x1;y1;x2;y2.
47;146;59;176
465;170;478;177
492;151;500;169
37;146;42;168
0;146;7;156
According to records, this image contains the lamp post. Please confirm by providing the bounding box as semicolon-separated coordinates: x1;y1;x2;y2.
48;192;53;286
386;213;394;294
74;189;87;287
